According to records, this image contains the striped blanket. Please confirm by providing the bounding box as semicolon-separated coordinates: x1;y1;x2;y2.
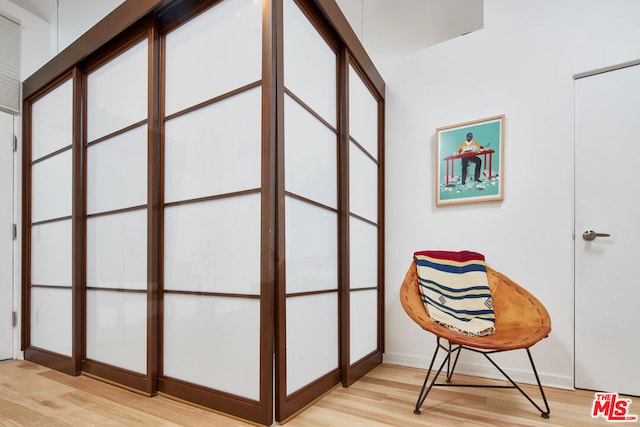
414;250;495;337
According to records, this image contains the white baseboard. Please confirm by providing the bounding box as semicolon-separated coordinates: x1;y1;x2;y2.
383;352;573;390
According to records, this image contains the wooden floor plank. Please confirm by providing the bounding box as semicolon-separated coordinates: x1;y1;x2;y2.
0;360;621;426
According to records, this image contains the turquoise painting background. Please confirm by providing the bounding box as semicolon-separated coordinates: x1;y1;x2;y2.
438;119;502;201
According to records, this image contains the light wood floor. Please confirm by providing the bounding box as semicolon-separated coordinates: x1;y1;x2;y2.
0;360;619;426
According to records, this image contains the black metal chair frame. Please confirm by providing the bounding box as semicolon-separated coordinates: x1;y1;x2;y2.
414;336;551;418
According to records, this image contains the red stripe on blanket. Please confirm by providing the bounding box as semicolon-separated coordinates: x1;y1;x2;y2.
414;250;485;263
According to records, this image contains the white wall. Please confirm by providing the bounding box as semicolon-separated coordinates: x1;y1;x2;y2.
4;0;125;73
337;0;483;57
374;0;640;388
0;0;50;79
52;0;125;55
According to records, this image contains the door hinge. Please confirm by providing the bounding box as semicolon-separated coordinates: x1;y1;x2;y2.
13;135;17;152
12;311;17;327
12;223;17;240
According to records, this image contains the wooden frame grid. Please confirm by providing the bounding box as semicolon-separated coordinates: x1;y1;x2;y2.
274;0;345;421
21;69;80;376
79;19;156;395
341;55;385;388
21;0;384;425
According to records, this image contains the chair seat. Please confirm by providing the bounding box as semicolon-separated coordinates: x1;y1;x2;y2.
400;260;551;350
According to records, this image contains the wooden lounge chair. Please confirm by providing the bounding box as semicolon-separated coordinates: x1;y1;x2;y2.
400;259;552;418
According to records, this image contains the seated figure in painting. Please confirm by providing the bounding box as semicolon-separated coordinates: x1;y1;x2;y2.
455;132;483;184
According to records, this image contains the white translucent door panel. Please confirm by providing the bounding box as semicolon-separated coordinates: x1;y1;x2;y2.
284;95;337;209
164;88;261;203
164;0;262;116
349;65;378;160
86;210;147;290
349;142;378;223
350;290;378;364
86;290;147;374
164;294;260;400
31;150;72;222
283;0;336;127
30;287;72;356
285;197;338;294
348;62;380;371
84;35;149;379
286;293;338;394
164;194;261;294
31;79;73;161
86;125;148;214
31;220;72;286
87;39;148;141
349;218;377;290
29;74;73;361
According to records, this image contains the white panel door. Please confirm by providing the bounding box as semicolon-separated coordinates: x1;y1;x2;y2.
0;111;13;360
575;62;640;396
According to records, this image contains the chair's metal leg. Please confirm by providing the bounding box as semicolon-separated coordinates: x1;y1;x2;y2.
414;339;441;414
446;343;462;383
445;342;453;382
414;338;451;415
527;348;551;418
482;348;551;418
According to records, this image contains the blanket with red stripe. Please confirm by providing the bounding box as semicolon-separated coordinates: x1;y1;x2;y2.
414;250;495;337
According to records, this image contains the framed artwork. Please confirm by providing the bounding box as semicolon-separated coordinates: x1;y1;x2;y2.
435;114;505;206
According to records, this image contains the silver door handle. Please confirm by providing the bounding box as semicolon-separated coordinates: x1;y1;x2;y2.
582;230;611;241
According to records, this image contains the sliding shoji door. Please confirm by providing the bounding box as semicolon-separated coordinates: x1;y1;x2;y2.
22;0;384;424
25;75;79;373
83;34;152;391
160;0;271;423
276;0;340;421
345;61;383;384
